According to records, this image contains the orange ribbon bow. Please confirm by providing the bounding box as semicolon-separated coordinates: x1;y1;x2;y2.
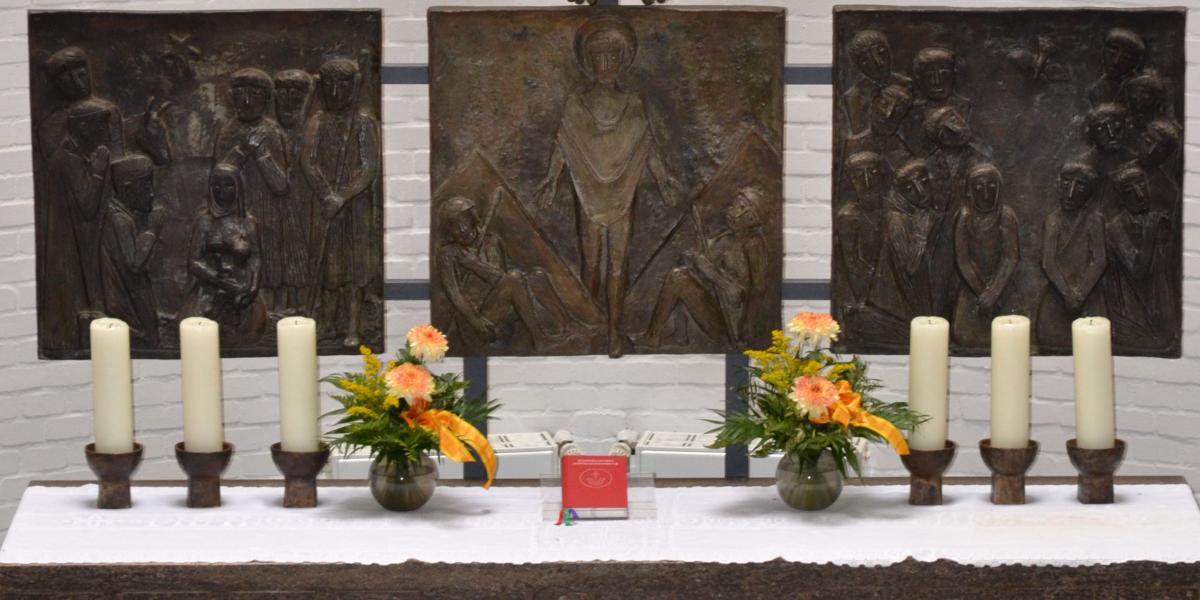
811;380;910;455
404;399;497;488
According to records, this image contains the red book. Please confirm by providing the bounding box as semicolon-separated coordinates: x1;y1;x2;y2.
561;455;628;509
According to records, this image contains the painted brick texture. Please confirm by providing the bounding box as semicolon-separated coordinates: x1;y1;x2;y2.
0;0;1194;546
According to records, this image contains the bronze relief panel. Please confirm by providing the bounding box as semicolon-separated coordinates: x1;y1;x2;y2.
429;7;785;357
832;8;1184;357
29;11;384;358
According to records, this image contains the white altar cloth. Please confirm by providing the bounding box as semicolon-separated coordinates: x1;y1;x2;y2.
3;482;1200;566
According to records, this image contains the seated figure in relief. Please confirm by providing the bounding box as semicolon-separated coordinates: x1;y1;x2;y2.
181;164;267;345
633;186;769;349
436;193;572;353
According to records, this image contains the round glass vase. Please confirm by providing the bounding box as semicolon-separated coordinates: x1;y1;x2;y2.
369;454;438;511
775;451;844;510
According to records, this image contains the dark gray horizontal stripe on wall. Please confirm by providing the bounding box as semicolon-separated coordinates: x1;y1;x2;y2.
782;279;831;301
381;64;834;86
383;278;831;301
383;279;431;300
381;65;428;85
784;65;833;85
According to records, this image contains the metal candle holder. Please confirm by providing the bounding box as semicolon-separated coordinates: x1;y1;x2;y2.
174;441;233;508
270;442;331;508
978;439;1039;505
84;442;144;509
1066;438;1126;504
899;440;957;505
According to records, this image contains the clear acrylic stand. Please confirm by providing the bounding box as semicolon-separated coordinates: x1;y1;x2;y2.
540;472;657;521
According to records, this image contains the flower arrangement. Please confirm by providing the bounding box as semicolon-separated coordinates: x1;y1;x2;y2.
324;324;499;487
710;312;926;478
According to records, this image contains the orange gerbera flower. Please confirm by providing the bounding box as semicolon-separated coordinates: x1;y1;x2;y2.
407;324;449;362
787;311;841;343
384;363;435;401
791;375;839;419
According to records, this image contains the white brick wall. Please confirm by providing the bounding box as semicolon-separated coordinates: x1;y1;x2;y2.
0;0;1194;546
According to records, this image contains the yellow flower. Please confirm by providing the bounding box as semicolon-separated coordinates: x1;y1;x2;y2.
791;375;839;420
787;311;841;345
799;359;823;376
384;394;400;409
337;377;376;399
359;345;381;377
827;362;855;380
347;405;378;420
384;363;435;401
407;324;449;362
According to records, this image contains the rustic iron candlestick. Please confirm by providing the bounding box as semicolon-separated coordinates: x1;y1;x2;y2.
84;442;144;509
978;439;1039;505
270;442;331;508
175;442;233;508
1066;438;1126;504
899;440;957;505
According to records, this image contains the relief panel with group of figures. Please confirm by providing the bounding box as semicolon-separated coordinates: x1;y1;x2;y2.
831;8;1184;357
29;11;384;358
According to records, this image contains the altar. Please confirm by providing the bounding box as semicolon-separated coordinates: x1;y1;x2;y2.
4;1;1198;597
2;478;1199;596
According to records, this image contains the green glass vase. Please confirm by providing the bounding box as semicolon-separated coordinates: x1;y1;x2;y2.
369;454;438;511
775;451;843;510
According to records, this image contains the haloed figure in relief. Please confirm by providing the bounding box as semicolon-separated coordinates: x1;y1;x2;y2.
951;164;1019;347
537;17;681;358
1037;160;1107;352
436;194;571;352
303;58;380;348
1104;165;1173;352
183;164;266;345
634;186;768;349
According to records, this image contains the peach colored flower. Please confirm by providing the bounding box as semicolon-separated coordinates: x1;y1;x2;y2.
384;363;435;401
791;375;839;419
407;324;449;362
787;311;840;344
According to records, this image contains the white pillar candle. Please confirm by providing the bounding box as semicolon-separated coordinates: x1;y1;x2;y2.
90;318;135;454
180;317;224;453
1073;317;1115;449
990;315;1031;449
907;316;950;451
278;317;320;452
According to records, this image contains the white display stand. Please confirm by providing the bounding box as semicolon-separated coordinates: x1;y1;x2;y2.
3;481;1200;566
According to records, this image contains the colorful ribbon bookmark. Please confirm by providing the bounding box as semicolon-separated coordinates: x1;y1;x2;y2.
554;508;580;526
